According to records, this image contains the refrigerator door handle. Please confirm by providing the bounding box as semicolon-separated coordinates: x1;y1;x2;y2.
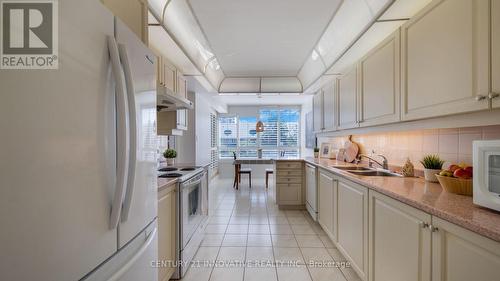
106;227;157;281
108;36;130;230
117;43;137;223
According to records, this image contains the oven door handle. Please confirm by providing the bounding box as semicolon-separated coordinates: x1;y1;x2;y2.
181;178;203;190
181;173;206;189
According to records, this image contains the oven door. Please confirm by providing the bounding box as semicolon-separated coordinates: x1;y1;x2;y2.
180;172;206;249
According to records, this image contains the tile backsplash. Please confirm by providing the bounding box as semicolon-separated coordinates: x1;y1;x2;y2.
319;125;500;170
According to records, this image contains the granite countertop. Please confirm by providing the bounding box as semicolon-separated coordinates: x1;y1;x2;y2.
302;157;500;243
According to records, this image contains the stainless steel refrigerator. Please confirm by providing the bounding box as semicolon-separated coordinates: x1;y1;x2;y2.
0;1;158;280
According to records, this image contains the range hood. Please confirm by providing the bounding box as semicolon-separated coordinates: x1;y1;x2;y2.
157;87;193;111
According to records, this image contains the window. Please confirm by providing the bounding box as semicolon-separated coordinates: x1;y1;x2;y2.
218;107;300;159
219;116;237;158
209;113;218;177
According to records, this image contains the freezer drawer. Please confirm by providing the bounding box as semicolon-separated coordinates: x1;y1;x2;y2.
83;220;158;281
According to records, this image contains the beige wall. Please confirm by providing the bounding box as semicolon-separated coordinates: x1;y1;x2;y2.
319;125;500;170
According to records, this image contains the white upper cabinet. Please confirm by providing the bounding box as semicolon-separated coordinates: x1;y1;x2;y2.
162;58;177;94
359;30;400;127
313;91;324;132
322;81;337;131
401;0;490;121
431;217;500;281
176;73;187;99
492;1;500;108
338;67;359;130
369;191;431;281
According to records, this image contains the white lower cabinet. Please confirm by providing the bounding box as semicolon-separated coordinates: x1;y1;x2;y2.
369;190;431;281
158;185;176;281
337;180;368;281
318;169;337;242
311;169;500;281
431;217;500;281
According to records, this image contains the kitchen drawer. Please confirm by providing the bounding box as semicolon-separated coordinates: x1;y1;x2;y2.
277;183;302;204
276;170;303;177
276;161;303;170
276;175;302;184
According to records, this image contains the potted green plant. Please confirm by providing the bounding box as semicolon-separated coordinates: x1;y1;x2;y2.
420;154;445;182
314;147;320;158
163;148;177;166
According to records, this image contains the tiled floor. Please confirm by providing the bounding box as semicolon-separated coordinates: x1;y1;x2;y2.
180;177;361;281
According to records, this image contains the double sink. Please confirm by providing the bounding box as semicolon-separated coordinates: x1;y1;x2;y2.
331;165;402;177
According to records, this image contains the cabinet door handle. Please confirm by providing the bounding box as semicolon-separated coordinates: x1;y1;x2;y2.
429;225;439;232
475;94;487;101
489;92;500;99
419;222;429;229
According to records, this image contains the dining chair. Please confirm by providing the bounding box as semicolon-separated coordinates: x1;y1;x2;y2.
233;153;251;189
265;168;273;189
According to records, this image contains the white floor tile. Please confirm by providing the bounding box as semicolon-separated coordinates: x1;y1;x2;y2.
209;216;231;225
222;234;247;247
244;267;277;281
246;247;274;262
209;267;244;281
291;224;316;235
268;216;289;225
205;224;228;234
202;234;224;246
301;248;334;264
274;247;305;264
295;235;324;248
216;247;246;262
193;247;220;263
247;234;272;246
182;265;213;281
288;216;310;225
248;224;270;234
308;267;346;281
276;264;312;281
270;224;293;234
226;224;249;234
249;216;269;224
271;235;298;247
229;216;249;225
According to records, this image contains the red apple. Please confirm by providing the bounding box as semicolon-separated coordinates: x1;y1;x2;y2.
449;164;460;172
464;166;473;174
453;168;472;179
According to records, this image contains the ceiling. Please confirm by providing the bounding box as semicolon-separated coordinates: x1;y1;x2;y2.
187;0;342;77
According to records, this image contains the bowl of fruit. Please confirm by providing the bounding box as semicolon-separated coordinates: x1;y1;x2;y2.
435;164;473;196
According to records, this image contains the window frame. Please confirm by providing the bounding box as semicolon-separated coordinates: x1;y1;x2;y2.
218;106;301;159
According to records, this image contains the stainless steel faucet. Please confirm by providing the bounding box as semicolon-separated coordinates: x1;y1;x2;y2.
357;150;389;170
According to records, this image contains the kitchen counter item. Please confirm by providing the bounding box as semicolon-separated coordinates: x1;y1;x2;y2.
436;175;473;196
343;136;359;163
